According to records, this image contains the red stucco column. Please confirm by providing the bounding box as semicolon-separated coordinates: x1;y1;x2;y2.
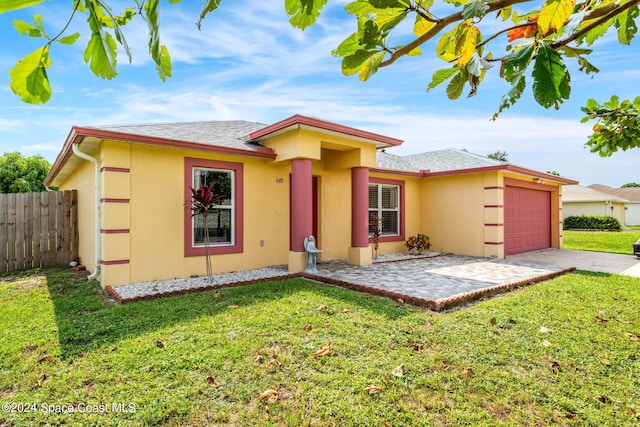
351;166;369;248
291;159;313;252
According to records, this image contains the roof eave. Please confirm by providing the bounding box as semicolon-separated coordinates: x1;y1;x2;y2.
44;126;277;187
245;114;403;148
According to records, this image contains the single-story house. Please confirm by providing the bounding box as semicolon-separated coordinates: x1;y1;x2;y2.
44;115;577;288
562;185;628;227
588;184;640;226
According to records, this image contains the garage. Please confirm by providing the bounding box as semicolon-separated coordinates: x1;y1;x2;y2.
504;186;551;255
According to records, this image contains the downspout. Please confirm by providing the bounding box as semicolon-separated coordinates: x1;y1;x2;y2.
71;143;101;281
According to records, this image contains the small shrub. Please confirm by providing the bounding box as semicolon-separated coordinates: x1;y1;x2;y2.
563;215;621;231
405;233;431;254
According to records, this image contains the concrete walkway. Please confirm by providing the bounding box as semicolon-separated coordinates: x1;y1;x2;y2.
507;249;640;277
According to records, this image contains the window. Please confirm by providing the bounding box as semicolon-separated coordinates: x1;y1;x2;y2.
184;158;244;257
192;168;234;246
369;183;400;236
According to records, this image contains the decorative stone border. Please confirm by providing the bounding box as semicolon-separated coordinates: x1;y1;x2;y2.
105;266;576;311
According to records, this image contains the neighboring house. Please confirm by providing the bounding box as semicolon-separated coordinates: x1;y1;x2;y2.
562;185;628;226
588;184;640;226
44;115;577;288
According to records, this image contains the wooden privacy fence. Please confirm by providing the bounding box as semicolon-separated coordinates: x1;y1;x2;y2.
0;190;78;274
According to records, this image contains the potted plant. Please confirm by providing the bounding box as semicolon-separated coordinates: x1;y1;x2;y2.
405;233;431;255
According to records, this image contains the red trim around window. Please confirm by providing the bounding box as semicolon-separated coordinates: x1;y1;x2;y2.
369;177;405;243
184;157;244;257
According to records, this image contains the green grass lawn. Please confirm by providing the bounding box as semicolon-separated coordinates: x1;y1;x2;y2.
1;268;639;426
563;230;640;255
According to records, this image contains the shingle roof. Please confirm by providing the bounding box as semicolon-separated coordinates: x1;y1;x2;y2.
588;184;640;202
91;120;267;152
376;148;504;173
562;185;629;202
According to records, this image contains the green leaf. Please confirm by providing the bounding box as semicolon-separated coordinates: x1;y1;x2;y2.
0;0;43;14
285;0;328;29
427;66;459;91
84;31;118;79
436;27;458;61
616;6;639;45
345;2;407;32
501;43;534;82
359;51;386;81
462;0;489;19
446;69;468;99
57;33;80;46
333;33;362;57
9;46;52;104
341;50;378;76
493;74;526;119
155;45;172;82
531;43;570;109
198;0;222;28
13;17;44;38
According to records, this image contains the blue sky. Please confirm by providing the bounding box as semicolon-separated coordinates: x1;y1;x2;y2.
1;0;639;186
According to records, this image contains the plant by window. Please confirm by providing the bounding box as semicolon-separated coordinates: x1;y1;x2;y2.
405;234;431;254
187;183;225;282
369;214;382;260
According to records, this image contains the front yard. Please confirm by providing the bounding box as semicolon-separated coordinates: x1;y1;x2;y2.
1;268;639;426
563;230;640;255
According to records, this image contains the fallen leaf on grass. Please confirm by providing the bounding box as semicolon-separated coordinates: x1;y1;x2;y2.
316;304;328;311
38;355;56;364
260;389;279;404
156;339;167;350
596;394;611;404
364;385;384;395
426;321;434;327
207;376;220;387
489;317;496;326
313;345;333;357
381;421;392;427
629;333;640;343
600;357;611;366
507;317;517;323
594;316;608;324
227;304;240;309
548;361;561;373
392;364;404;377
303;324;313;332
539;326;551;333
397;298;404;304
564;413;577;419
37;374;48;386
463;367;474;376
542;340;552;347
406;342;424;352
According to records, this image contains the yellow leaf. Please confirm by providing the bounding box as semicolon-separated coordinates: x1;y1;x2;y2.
456;22;480;67
392;363;404;377
260;389;279;404
365;385;384;394
540;326;551;333
538;0;575;35
316;304;328;311
313;345;333;357
414;14;436;37
600;357;611;366
542;340;552;347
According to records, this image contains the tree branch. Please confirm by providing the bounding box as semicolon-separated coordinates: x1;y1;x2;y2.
381;0;535;67
550;0;640;49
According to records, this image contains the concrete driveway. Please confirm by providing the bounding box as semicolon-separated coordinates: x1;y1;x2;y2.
507;249;640;277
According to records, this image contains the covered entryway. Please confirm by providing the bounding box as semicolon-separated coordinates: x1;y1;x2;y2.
504;186;551;255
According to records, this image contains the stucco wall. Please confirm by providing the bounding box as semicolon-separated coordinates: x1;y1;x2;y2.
125;144;292;284
58;149;98;274
420;173;486;256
